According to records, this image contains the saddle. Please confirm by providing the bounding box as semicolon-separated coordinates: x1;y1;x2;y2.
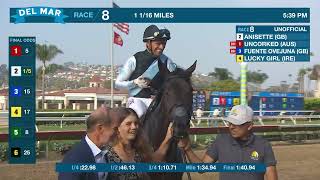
140;91;162;125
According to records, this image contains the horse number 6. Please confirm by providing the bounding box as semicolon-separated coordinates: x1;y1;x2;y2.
102;10;110;21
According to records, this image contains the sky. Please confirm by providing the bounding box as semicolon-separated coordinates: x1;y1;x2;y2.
0;0;319;89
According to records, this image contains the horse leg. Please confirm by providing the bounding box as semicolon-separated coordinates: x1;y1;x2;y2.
162;172;183;180
163;144;184;180
148;173;164;180
148;172;183;180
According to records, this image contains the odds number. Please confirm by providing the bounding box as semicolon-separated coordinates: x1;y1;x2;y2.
24;48;29;54
24;150;31;156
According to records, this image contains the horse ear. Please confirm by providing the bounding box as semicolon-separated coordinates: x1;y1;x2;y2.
158;59;170;76
185;60;197;75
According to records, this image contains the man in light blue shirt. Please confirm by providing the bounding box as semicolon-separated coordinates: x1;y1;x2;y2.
115;25;177;118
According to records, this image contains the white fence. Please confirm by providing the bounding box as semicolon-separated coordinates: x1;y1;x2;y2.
1;110;320;128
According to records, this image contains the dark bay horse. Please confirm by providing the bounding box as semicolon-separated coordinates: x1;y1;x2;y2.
142;60;197;180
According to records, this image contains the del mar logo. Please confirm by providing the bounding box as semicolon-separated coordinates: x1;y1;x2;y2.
11;7;68;23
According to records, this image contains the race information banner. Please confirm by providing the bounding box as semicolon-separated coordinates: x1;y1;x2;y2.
10;7;309;23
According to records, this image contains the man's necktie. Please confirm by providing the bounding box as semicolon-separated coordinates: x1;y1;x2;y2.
97;151;108;180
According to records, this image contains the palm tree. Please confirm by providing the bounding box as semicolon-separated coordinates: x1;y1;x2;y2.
309;65;320;97
297;68;307;94
0;64;8;87
247;70;268;84
305;68;312;96
36;44;63;110
306;52;315;96
208;68;233;81
246;70;268;91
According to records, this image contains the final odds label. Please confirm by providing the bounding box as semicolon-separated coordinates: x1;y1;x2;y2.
232;26;310;62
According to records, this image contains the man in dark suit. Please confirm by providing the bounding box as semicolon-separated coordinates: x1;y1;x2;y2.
59;107;120;180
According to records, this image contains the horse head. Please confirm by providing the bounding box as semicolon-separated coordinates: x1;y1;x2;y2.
158;60;197;140
142;60;196;180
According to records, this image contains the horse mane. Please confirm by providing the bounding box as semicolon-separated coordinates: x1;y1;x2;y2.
142;68;192;125
172;67;188;75
173;67;185;74
164;67;191;83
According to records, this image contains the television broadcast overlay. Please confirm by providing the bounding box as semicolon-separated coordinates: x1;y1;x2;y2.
8;37;36;164
55;163;266;173
1;0;320;180
233;25;310;62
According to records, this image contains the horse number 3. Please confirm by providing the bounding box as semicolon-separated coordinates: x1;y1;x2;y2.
101;10;110;21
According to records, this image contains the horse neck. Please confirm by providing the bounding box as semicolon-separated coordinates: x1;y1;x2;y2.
143;101;170;149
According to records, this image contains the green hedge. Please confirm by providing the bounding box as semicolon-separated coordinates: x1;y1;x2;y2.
52;141;78;155
0;143;8;161
304;98;320;110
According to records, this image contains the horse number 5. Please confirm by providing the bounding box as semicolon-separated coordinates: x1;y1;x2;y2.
101;10;110;21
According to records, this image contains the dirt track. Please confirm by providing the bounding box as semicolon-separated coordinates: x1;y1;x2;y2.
0;143;319;180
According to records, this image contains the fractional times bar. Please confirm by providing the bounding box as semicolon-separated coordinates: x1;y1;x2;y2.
56;163;266;173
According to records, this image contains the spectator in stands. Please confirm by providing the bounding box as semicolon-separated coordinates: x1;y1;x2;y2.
59;107;120;180
196;107;204;126
212;108;220;127
121;97;127;107
105;107;173;180
178;105;278;180
221;107;226;117
279;111;286;124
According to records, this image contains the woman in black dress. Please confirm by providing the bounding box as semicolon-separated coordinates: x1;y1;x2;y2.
106;107;173;180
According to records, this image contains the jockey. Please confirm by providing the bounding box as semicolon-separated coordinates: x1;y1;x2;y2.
115;25;177;118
